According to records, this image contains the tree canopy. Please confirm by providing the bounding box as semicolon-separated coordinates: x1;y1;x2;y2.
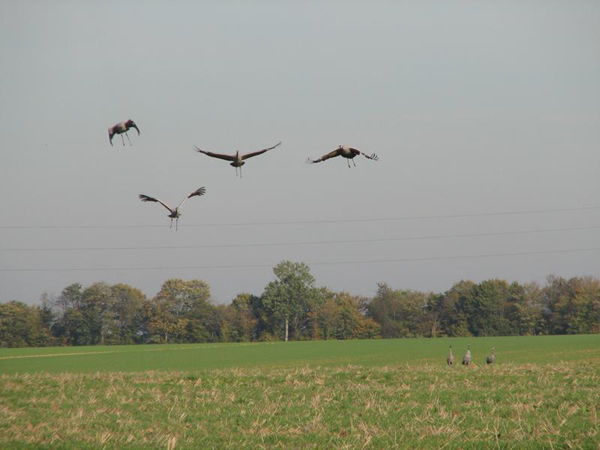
1;264;599;348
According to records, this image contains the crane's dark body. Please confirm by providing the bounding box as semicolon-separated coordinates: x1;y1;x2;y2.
307;145;379;167
139;187;206;230
195;141;282;177
447;345;454;366
108;119;140;146
486;348;496;365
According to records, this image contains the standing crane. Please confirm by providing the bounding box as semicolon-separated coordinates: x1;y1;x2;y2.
194;141;282;177
307;146;379;168
486;348;496;365
447;345;454;366
139;187;206;230
108;119;140;146
462;345;472;365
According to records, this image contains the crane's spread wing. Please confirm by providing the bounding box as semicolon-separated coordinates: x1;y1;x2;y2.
139;194;173;213
361;151;379;161
129;122;140;135
307;148;343;164
177;186;206;209
349;148;379;161
108;129;114;146
194;147;236;161
242;141;282;160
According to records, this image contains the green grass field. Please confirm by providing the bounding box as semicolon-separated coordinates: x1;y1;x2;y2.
1;335;599;449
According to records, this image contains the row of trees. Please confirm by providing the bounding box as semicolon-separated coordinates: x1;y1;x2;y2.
1;261;599;347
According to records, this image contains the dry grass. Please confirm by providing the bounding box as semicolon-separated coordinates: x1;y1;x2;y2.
1;360;599;449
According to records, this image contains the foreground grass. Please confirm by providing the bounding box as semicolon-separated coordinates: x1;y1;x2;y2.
1;361;599;449
1;336;599;448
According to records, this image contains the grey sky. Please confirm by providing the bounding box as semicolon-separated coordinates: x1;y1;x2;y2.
1;1;599;305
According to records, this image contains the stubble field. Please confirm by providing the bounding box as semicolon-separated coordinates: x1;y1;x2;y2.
1;335;599;449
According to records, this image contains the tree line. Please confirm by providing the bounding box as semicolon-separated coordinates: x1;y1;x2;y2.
1;261;599;348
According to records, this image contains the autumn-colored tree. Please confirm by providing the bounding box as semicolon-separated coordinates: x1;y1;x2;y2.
223;293;258;342
543;276;600;335
144;279;216;343
0;301;52;347
4;270;600;348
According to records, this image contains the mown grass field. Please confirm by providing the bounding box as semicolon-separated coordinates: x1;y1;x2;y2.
1;335;599;449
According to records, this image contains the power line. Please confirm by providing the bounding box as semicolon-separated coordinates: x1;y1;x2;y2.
1;246;598;272
1;224;599;252
1;206;600;230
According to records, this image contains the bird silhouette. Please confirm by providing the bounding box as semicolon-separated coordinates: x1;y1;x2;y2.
194;142;282;177
139;187;206;230
307;145;379;168
108;119;140;146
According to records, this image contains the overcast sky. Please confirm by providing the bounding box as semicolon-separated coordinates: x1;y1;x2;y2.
1;1;599;305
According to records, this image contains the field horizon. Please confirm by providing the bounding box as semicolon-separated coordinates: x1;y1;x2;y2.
1;334;599;375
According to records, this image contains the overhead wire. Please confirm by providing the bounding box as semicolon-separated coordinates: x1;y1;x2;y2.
1;205;599;230
1;246;599;272
1;224;599;252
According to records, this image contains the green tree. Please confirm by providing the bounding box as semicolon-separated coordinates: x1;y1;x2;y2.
61;308;90;345
332;292;379;339
0;302;46;347
110;284;146;344
437;280;474;337
81;283;114;345
505;282;545;335
460;279;512;336
223;293;258;342
39;292;56;333
186;296;222;343
261;261;321;341
311;288;338;340
142;298;183;343
543;276;600;335
367;283;427;337
144;279;215;343
55;283;83;314
421;294;443;337
52;283;85;344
